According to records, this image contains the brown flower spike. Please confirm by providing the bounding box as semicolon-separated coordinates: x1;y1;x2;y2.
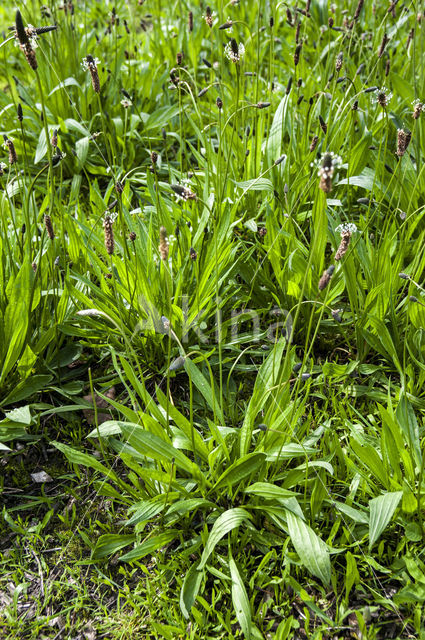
396;128;411;157
159;226;169;261
318;265;335;291
103;215;114;255
82;55;101;93
335;232;351;261
3;136;17;165
44;215;55;240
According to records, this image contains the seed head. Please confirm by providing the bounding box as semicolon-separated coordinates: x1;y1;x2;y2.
294;43;302;66
51;129;58;148
188;11;193;32
336;52;343;72
295;21;301;44
15;10;29;45
216;96;223;110
319;115;327;134
286;76;293;95
204;6;213;28
374;87;392;108
396;128;411;158
129;231;136;242
317;152;342;193
412;99;424;119
159;226;169;261
82;55;101;93
103;215;115;255
378;33;389;58
318;265;335;291
189;247;197;260
225;39;245;63
309;135;319;152
331;309;342;323
171;184;196;201
17;104;23;122
352;0;364;23
44;214;55;240
169;356;186;372
3;136;17;165
256;102;271;109
24;45;38;70
335;232;351;261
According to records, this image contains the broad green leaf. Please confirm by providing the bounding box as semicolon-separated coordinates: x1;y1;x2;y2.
239;339;286;456
75;136;89;165
145;105;180;131
5;405;31;425
87;420;123;438
119;423;201;478
337;167;378;191
64;118;91;136
166;498;215;518
156;387;209;460
126;500;164;526
235;178;274;192
286;511;331;585
244;482;298;501
34;127;48;163
198;508;252;570
92;534;136;560
345;551;360;600
350;439;387;486
120;530;178;561
211;453;266;491
229;556;251;639
1;263;33;383
267;93;290;164
52;441;120;484
396;395;421;467
184;358;224;423
180;564;204;618
332;501;369;525
369;491;402;550
48;77;82;96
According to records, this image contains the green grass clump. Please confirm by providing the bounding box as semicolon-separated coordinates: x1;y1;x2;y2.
1;0;425;637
